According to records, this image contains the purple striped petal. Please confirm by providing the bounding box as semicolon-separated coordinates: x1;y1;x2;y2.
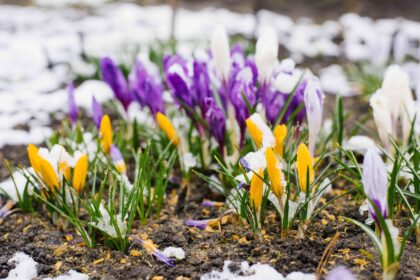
92;96;103;129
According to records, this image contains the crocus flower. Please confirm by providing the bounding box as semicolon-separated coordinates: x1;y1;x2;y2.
231;67;257;143
250;169;264;212
185;218;218;229
27;144;88;193
110;144;126;174
255;26;278;85
68;81;78;126
370;90;393;149
265;148;284;199
296;143;314;193
99;114;113;153
100;57;131;111
204;97;226;149
131;236;175;267
273;124;287;158
304;78;324;155
131;59;165;115
211;25;231;82
92;97;103;130
164;55;194;111
245;113;275;149
362;148;388;221
72;154;88;193
192;60;212;114
156;112;179;146
326;266;356;280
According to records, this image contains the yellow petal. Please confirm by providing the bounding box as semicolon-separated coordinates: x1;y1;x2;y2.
38;157;60;190
116;162;127;174
296;143;314;192
273;124;287;158
156;112;179;146
265;148;283;198
27;144;41;174
250;169;264;212
73;154;88;193
246;118;263;148
100;114;113;153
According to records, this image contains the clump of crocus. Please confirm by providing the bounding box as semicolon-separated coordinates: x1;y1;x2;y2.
27;144;88;194
231;113;330;236
347;148;406;280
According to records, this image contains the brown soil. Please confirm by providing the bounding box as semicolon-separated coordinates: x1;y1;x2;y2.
0;153;419;279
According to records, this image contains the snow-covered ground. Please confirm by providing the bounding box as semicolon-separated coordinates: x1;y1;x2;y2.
1;2;420;148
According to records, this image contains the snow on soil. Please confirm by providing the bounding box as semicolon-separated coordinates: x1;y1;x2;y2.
0;252;88;280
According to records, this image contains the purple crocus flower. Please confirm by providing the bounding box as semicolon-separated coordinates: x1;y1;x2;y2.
230;67;256;145
304;78;324;155
164;55;194;111
131;236;175;267
110;144;126;174
264;81;307;125
204;97;226;149
326;266;356;280
131;59;165;115
192;60;212;114
362;148;389;223
185;218;217;230
100;57;131;111
68;81;78;126
92;96;103;129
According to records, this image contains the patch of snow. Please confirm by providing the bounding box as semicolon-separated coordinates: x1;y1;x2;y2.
162;247;186;260
0;170;34;203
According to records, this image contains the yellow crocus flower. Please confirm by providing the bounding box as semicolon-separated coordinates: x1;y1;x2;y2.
273;124;287;158
38;157;60;190
100;114;113;153
72;154;88;193
245;118;263;148
265;148;284;198
27;144;41;174
250;169;264;212
59;162;71;181
296;143;314;192
156;112;179;146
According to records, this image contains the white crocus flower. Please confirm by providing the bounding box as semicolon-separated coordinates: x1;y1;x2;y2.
211;25;231;82
370;90;393;149
255;26;278;84
304;78;324;155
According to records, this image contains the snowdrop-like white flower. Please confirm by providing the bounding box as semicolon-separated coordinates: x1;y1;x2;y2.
369;90;393;149
256;26;278;84
304;78;324;154
211;25;231;82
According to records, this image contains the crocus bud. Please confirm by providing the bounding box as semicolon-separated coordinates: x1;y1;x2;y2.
250;168;264;212
211;25;231;82
273;124;287;158
362;148;388;222
245;113;275;149
156;112;179;146
255;26;278;84
110;144;126;174
204;97;226;148
369;90;393;149
265;148;284;199
92;97;103;130
296;143;314;193
100;57;131;111
100;114;113;153
304;78;324;155
72;154;88;193
38;156;60;191
27;144;41;175
68;81;78;126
